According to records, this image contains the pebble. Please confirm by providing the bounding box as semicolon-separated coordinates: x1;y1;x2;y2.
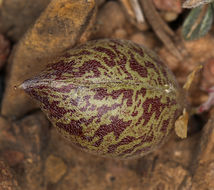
92;1;126;38
45;155;67;184
153;0;182;13
130;32;158;49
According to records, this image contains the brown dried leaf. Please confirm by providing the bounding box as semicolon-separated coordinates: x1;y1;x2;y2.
183;64;203;91
175;108;189;138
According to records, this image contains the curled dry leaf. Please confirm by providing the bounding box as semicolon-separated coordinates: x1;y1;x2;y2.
183;65;203;91
175;108;189;138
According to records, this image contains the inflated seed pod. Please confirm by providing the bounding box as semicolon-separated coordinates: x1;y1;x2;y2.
21;39;183;159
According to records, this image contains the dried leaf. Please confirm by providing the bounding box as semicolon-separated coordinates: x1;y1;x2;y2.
175;108;189;138
182;4;214;40
182;0;214;8
183;65;202;90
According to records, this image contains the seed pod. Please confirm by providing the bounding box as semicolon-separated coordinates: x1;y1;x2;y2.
21;39;183;159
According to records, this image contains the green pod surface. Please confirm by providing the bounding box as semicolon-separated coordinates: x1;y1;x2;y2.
21;39;183;159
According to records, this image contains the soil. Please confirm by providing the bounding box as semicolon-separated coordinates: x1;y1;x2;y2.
0;0;213;189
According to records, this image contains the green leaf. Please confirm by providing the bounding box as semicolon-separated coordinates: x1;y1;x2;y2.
183;0;214;8
182;4;214;40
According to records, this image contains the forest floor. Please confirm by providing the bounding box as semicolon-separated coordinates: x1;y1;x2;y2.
0;0;214;189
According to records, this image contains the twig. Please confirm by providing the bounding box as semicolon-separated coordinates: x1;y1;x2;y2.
130;0;145;23
139;0;182;60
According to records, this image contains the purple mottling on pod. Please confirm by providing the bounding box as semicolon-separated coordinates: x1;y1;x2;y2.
21;39;183;159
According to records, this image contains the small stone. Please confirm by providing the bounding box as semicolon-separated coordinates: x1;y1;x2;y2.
1;0;97;119
92;1;126;38
113;28;127;39
161;11;179;22
153;0;182;13
158;47;180;71
130;32;158;49
0;0;50;41
45;155;67;184
136;22;150;32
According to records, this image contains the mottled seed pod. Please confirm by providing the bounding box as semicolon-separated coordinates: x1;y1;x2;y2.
21;39;183;159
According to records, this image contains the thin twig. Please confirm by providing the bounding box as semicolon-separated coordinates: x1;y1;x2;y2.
130;0;145;23
139;0;182;60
